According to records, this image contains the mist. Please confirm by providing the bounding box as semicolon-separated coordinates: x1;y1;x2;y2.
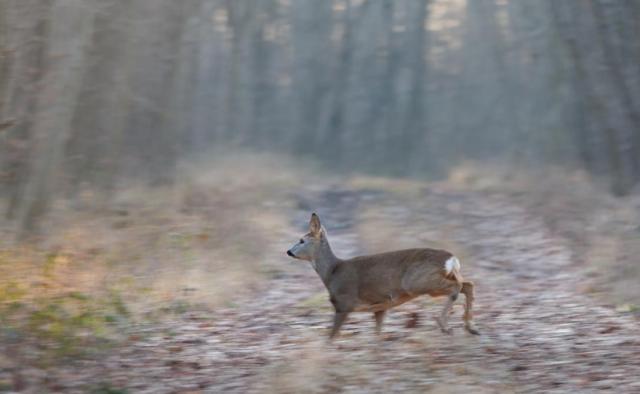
2;0;639;235
1;1;640;392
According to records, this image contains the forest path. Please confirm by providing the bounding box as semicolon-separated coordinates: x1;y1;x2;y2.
58;181;640;393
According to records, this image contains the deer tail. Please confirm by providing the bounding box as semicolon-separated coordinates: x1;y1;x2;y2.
444;256;463;282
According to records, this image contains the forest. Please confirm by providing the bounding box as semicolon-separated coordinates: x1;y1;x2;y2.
1;0;640;392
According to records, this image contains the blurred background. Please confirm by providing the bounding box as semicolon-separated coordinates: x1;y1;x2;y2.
1;0;639;392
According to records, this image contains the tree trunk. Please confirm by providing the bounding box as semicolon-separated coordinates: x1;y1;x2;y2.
15;0;96;237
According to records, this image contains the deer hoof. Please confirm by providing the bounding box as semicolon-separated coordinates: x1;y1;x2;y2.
435;317;453;335
465;324;480;335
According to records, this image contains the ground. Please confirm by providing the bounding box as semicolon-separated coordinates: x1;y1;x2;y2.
2;167;640;393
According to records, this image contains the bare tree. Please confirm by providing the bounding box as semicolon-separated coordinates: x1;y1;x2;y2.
14;1;96;236
2;0;640;234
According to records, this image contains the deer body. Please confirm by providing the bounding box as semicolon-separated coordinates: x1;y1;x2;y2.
287;214;479;339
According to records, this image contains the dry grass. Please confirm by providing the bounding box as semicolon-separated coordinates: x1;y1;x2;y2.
2;156;638;391
442;161;640;310
2;153;639;383
0;153;314;362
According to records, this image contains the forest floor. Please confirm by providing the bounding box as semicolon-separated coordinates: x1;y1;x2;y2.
1;161;640;393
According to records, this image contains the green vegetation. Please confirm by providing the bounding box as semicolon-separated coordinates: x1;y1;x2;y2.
0;254;130;362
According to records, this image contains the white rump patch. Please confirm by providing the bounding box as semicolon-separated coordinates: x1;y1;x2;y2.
444;256;461;274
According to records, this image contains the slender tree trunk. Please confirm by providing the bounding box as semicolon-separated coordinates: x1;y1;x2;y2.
401;0;429;175
15;0;96;237
586;0;638;194
3;0;53;219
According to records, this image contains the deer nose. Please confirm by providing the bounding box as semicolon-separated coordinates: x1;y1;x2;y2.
287;250;294;257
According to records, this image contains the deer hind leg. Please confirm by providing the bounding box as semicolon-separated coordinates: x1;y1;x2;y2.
432;279;461;334
461;281;480;335
435;293;456;335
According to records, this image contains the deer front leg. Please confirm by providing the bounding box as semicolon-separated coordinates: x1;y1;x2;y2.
329;312;349;339
373;311;386;335
461;281;480;335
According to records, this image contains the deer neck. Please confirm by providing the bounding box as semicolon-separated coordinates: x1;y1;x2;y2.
311;238;340;287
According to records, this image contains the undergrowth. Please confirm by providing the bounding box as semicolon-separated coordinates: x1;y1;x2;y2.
0;153;305;368
0;251;132;364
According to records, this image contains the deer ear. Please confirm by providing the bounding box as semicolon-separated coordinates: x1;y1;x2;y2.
309;213;322;235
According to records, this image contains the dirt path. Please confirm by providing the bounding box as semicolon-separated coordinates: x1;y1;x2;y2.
52;182;640;393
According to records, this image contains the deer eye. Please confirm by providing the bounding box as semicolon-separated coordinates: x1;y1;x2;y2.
299;239;304;244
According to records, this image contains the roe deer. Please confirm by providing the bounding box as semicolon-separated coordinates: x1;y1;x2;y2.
286;213;479;339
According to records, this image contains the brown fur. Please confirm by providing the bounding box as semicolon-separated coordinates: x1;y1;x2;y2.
287;214;480;339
